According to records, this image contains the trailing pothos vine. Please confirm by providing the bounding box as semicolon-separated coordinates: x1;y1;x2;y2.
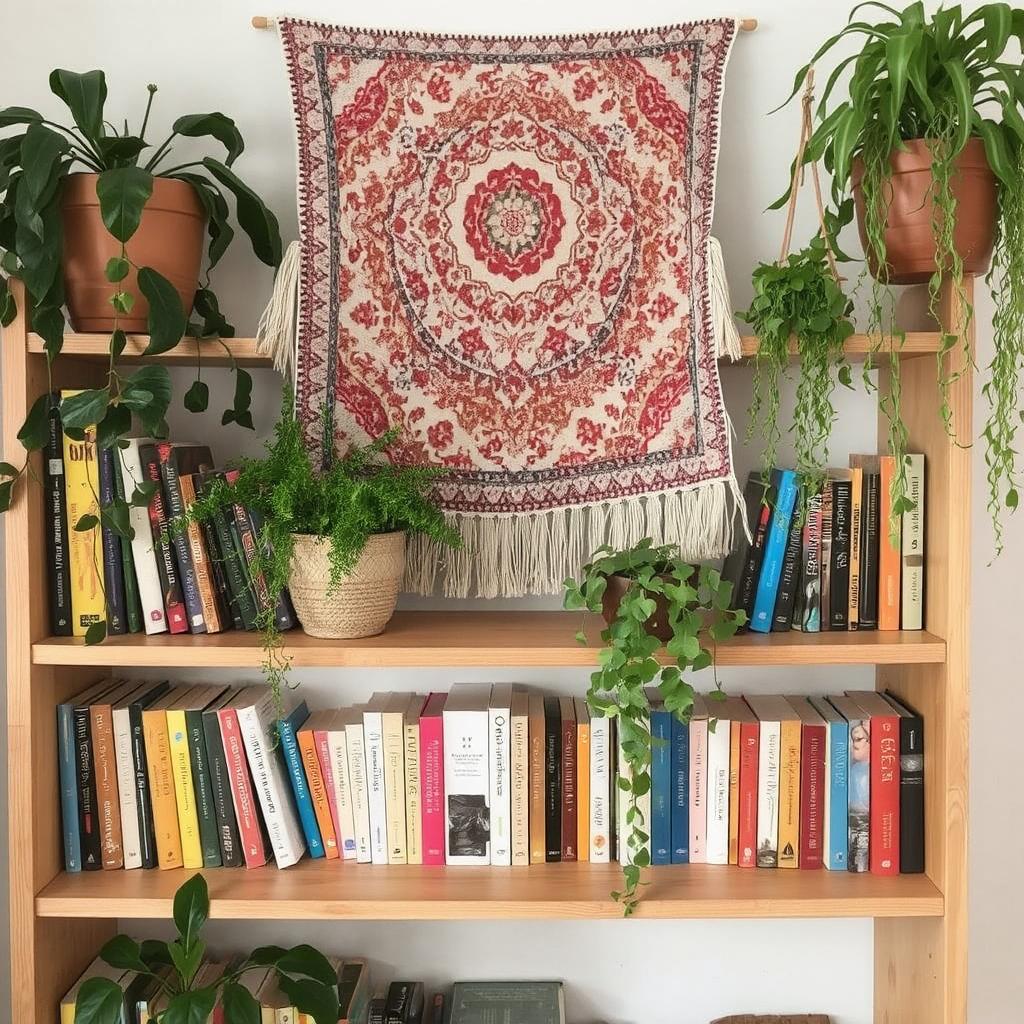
564;540;746;914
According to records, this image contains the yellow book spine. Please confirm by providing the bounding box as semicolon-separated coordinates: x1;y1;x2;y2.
728;721;741;865
167;709;203;868
61;412;103;637
403;718;422;865
778;719;802;868
381;712;407;864
576;719;590;862
143;709;183;869
60;1004;75;1024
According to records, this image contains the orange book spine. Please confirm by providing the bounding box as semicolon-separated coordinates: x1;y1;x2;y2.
179;474;223;633
728;719;741;865
528;695;546;864
90;704;123;869
878;455;902;630
297;728;339;859
143;709;183;870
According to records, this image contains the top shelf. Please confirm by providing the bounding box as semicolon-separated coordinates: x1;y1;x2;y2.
28;332;945;366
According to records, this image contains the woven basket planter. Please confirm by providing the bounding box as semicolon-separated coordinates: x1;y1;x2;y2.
288;531;406;639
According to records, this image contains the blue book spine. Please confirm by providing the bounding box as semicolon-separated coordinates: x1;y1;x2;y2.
650;709;672;864
750;470;799;632
827;719;849;870
670;714;690;863
57;703;81;872
277;702;324;859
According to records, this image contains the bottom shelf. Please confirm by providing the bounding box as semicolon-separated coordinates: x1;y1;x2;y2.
35;861;944;920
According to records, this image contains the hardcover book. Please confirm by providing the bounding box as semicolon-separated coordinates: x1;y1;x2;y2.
588;710;613;863
129;680;173;870
178;471;225;633
297;709;341;859
649;695;672;865
827;694;870;873
111;450;143;633
381;692;410;864
793;489;823;632
363;692;390;865
901;453;926;630
403;695;426;866
419;693;446;866
809;696;849;871
722;470;771;622
884;690;925;874
574;697;590;863
819;483;834;632
850;456;881;630
745;694;786;868
787;696;826;870
829;473;853;630
543;696;562;862
202;687;243;868
343;705;373;864
847;464;863;630
733;699;760;869
528;694;547;864
43;396;72;635
751;469;798;633
138;442;188;633
96;445;128;634
143;686;191;870
670;711;689;864
278;700;326;861
325;709;359;860
688;695;709;863
772;508;804;631
489;684;514;866
705;698;732;866
443;683;492;865
510;689;531;865
878;454;902;630
559;695;577;861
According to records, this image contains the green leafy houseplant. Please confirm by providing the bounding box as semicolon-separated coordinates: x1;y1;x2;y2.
0;69;282;517
187;390;461;705
563;540;746;914
777;1;1024;550
75;874;339;1024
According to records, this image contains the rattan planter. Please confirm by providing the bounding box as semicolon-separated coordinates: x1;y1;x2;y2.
288;531;406;639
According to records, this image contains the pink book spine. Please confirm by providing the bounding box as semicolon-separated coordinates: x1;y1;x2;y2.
689;717;709;863
314;728;341;850
420;699;445;865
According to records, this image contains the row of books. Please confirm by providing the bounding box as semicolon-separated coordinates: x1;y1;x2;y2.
59;679;923;876
62;956;567;1024
724;455;925;633
45;393;295;637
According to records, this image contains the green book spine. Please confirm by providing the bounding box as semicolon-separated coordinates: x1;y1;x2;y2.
112;452;143;633
185;708;222;867
201;473;259;630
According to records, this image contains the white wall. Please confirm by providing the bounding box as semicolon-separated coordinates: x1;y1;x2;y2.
3;1;1016;1021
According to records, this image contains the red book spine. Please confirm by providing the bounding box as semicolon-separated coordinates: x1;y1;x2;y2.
314;728;342;844
870;711;901;875
217;707;266;868
799;723;826;869
737;721;759;868
561;711;577;861
420;700;445;865
142;452;187;633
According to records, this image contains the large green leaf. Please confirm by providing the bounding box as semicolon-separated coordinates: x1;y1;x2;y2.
121;365;172;438
942;58;974;153
96;136;147;168
14;199;62;300
976;117;1014;186
73;977;124;1024
100;934;150;974
0;276;14;328
830;104;867;186
96;166;154;242
19;124;69;211
60;387;110;430
982;3;1013;61
16;392;52;452
201;157;281;267
137;267;186;355
174;173;234;270
161;988;217;1024
277;975;339;1024
173;113;244;165
221;982;261;1024
172;873;209;951
49;69;107;142
276;945;337;985
0;106;42;128
32;303;66;361
884;29;920;128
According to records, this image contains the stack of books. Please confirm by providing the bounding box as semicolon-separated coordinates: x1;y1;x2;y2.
44;392;295;638
724;456;926;634
58;682;924;876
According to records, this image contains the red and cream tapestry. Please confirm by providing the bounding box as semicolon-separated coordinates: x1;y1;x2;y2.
275;19;742;596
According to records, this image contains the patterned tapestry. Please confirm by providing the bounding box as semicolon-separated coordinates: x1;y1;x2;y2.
272;19;742;596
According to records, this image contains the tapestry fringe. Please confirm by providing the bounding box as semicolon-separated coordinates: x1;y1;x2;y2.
708;235;742;362
256;239;301;381
404;482;738;599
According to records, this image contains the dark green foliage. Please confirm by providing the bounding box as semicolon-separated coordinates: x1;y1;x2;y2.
563;539;746;913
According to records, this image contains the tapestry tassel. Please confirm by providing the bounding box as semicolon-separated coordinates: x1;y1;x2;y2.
256;239;301;381
708;235;742;362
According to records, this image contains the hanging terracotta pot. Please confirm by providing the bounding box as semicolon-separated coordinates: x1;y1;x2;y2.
61;172;206;332
850;137;997;285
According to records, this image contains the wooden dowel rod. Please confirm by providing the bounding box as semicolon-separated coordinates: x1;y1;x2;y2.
251;15;759;31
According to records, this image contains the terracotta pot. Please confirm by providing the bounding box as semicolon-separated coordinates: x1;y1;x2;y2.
851;137;997;284
61;172;206;332
288;531;406;639
601;573;675;642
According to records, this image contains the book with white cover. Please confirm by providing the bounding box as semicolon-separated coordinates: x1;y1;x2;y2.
745;694;786;869
616;714;650;866
235;688;306;868
362;693;390;865
118;438;167;634
589;712;613;863
510;689;530;866
489;683;513;865
443;683;492;865
381;692;409;864
705;700;732;865
342;706;371;863
326;709;358;860
404;695;426;865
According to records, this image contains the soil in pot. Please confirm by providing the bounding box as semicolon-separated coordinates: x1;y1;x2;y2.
851;137;997;285
289;531;406;640
61;173;206;332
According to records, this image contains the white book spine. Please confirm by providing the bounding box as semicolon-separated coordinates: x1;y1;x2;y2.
510;711;530;866
488;701;512;865
589;715;611;863
404;717;423;865
344;722;372;863
901;453;925;630
118;440;167;635
756;720;782;868
706;718;732;865
327;729;358;861
237;700;305;868
362;709;388;865
113;706;142;869
442;708;490;865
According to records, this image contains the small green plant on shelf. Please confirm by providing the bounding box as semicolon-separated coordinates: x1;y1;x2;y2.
563;539;746;914
73;873;339;1024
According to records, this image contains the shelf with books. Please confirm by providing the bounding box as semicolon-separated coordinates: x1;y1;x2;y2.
35;860;944;921
31;610;948;667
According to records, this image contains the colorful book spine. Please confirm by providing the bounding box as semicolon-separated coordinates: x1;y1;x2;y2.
325;723;358;861
278;704;325;859
167;707;204;869
178;472;223;632
403;700;424;866
728;717;741;865
57;701;81;871
847;465;863;630
217;705;267;869
560;696;577;862
794;490;822;632
528;695;547;864
755;715;780;868
688;703;708;863
74;698;102;870
138;443;188;633
902;454;925;630
298;724;339;860
829;476;853;630
130;692;163;870
575;698;590;864
878;455;902;630
670;714;689;864
419;694;446;866
511;692;531;866
203;704;242;868
202;472;258;630
819;483;834;632
44;396;72;635
62;411;104;636
778;716;802;868
772;510;804;630
142;705;183;870
810;699;849;872
157;444;206;633
798;715;825;870
850;693;901;875
650;704;672;865
443;685;492;866
736;717;759;868
750;469;798;632
589;712;612;863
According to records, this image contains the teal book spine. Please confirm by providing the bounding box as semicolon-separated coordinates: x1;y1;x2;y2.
827;718;849;870
57;703;81;872
751;469;798;633
277;702;325;858
650;707;672;865
670;714;690;863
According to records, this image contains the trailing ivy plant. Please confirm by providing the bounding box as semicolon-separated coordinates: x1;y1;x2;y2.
741;234;855;503
0;68;281;518
185;388;461;707
563;540;746;914
74;873;339;1024
776;1;1024;549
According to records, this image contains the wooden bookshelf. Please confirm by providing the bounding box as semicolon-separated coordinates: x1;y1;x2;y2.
3;276;971;1023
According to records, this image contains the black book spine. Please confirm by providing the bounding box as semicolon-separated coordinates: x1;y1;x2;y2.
889;698;925;874
202;708;243;867
738;495;773;621
544;697;562;862
44;397;73;635
186;709;222;867
368;998;387;1024
129;700;158;869
158;448;207;633
112;450;143;633
97;445;127;635
74;705;102;870
139;444;187;634
247;506;297;630
829;480;852;630
772;507;804;631
203;472;259;630
721;474;759;615
201;517;238;630
859;473;881;629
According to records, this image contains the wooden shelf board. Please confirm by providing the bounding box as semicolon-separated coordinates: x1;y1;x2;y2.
32;612;946;668
35;861;943;921
737;332;941;361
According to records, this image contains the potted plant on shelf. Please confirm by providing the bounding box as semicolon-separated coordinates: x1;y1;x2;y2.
563;539;746;913
73;874;339;1024
777;1;1024;550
